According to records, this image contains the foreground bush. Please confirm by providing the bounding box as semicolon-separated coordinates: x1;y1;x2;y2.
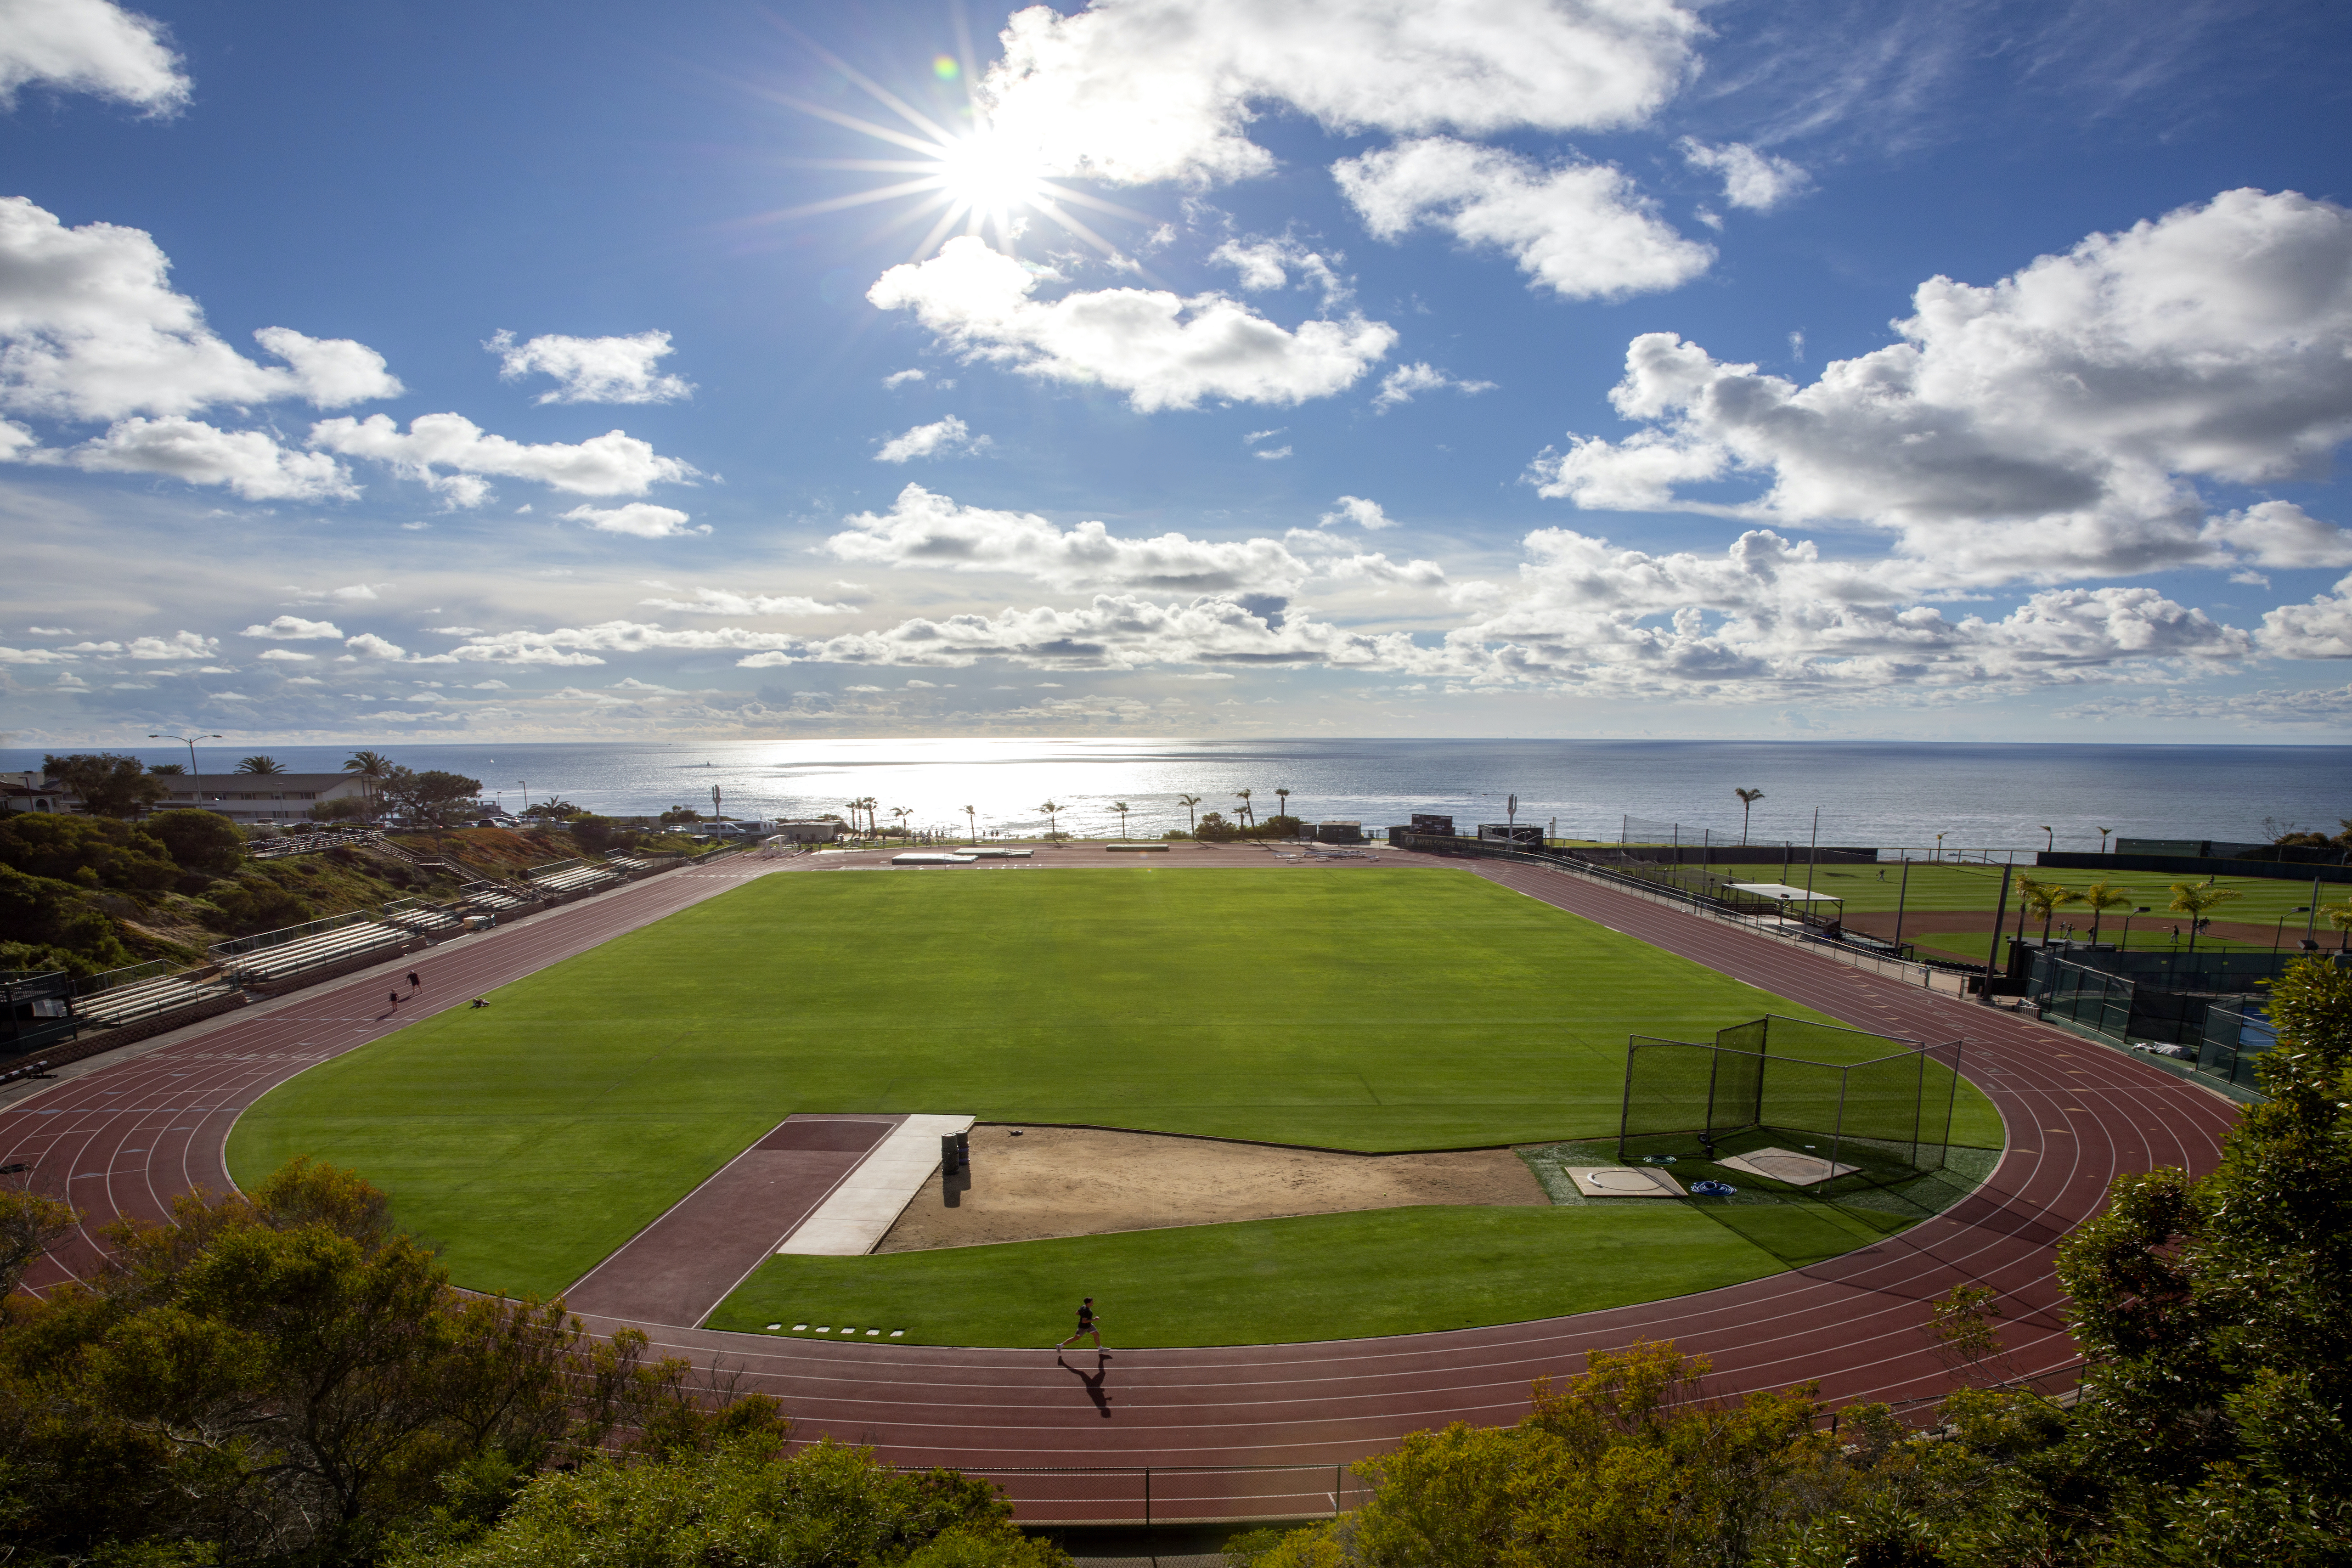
2;1159;995;1567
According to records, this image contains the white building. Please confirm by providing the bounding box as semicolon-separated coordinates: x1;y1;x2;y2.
771;820;842;842
159;772;373;824
0;772;69;814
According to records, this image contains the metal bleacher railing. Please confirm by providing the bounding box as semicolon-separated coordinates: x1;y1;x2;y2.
72;958;235;1029
209;909;407;984
246;823;385;861
383;896;466;936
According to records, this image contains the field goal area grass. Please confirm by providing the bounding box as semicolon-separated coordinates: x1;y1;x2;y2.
231;866;2007;1346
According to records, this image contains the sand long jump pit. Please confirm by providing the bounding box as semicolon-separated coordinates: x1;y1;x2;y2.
879;1124;1548;1251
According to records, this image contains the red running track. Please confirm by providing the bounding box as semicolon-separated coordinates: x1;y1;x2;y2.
1;849;2238;1517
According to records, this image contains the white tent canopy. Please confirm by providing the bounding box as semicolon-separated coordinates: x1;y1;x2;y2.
1726;882;1842;902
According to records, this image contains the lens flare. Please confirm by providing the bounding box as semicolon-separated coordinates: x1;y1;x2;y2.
768;40;1148;261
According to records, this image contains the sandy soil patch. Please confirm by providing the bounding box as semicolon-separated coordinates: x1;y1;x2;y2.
875;1124;1548;1252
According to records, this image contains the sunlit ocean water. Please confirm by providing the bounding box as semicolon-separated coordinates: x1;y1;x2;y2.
10;737;2344;855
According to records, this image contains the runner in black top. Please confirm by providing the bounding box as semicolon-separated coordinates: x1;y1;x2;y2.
1056;1297;1101;1351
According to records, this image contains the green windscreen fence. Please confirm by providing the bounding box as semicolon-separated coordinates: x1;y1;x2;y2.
1619;1015;1964;1180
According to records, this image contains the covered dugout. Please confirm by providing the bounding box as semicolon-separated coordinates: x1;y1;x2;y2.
1617;1015;1965;1185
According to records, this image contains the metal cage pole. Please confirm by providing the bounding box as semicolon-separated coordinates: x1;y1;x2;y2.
1830;1062;1849;1174
1616;1045;1639;1161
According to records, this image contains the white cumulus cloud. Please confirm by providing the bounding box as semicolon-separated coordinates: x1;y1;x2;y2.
976;0;1701;188
309;412;698;499
1677;139;1811;211
1372;361;1495;411
64;417;358;500
489;329;692;404
0;0;188;113
0;199;400;420
1334;137;1712;301
1529;189;2352;585
638;587;855;616
2260;574;2352;660
875;414;993;463
868;236;1395;412
1319;495;1394;530
242;615;343;640
559;502;706;538
827;482;1308;593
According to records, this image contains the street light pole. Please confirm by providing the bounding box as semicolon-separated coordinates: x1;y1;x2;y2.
516;779;529;812
147;733;222;803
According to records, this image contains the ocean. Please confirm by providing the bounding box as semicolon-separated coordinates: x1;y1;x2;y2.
7;738;2344;854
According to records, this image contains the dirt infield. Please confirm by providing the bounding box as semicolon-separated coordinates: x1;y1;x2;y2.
877;1125;1547;1252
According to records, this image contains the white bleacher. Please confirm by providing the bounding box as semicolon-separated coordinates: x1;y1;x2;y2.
220;919;406;984
75;971;236;1028
384;899;464;936
525;859;623;897
460;880;534;911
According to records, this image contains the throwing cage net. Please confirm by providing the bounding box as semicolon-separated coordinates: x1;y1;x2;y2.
1618;1015;1965;1184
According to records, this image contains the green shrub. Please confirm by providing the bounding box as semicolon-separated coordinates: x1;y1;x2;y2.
0;814;176;891
142;809;246;875
0;865;135;971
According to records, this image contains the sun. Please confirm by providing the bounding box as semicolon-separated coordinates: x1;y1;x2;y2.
766;40;1142;260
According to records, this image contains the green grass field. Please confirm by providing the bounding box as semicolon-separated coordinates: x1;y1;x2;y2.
1709;859;2345;925
229;866;2002;1331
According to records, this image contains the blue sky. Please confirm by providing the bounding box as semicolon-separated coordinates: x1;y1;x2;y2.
4;0;2350;746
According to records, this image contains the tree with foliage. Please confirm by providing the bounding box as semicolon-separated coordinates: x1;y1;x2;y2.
1037;799;1062;839
344;749;396;805
142;806;247;874
2075;880;2133;946
1178;793;1202;835
0;1158;807;1564
2167;879;2241;953
404;1437;1068;1568
0;863;137;974
1193;810;1237;842
41;752;167;818
236;754;288;774
660;805;704;826
2018;876;2084;943
147;761;185;774
522;798;581;819
0;812;177;891
378;767;487;828
1261;1341;1839;1568
1736;787;1765;844
1234;787;1254;828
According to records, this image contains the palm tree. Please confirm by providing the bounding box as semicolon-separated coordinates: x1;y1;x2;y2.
891;806;911;838
235;755;287;775
2077;880;2132;946
963;804;977;845
1734;788;1764;845
344;750;394;807
1275;786;1291;826
2168;880;2241;955
2017;877;2081;944
1234;788;1253;829
2098;826;2113;855
1038;800;1062;840
147;762;185;775
1178;793;1201;835
1112;801;1130;840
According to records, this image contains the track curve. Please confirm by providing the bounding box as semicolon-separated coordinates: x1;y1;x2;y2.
2;847;2236;1506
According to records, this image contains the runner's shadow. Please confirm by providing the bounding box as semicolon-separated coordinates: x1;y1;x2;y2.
1059;1354;1111;1417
